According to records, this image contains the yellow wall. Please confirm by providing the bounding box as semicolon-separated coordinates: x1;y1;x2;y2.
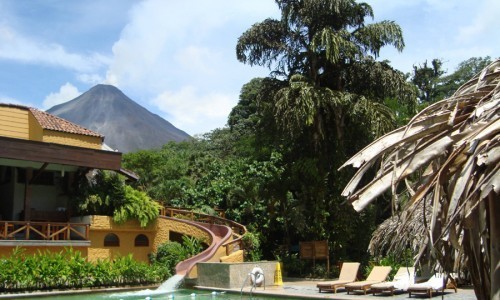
43;130;102;149
87;216;214;264
0;106;29;140
28;112;44;141
88;216;156;263
152;218;212;252
220;250;244;263
0;106;102;149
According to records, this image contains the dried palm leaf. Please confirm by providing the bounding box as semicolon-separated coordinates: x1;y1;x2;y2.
340;59;500;300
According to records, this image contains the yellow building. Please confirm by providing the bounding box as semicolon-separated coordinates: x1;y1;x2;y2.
0;103;244;275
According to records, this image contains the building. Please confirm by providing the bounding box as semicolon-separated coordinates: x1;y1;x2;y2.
0;103;243;273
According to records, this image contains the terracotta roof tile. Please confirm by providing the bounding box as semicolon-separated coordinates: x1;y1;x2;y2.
29;108;103;138
0;103;102;138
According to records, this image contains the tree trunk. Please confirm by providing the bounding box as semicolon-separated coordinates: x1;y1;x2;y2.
490;192;500;300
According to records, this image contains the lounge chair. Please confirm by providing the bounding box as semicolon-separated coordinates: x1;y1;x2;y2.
370;267;415;295
408;273;457;298
316;262;360;293
344;266;392;295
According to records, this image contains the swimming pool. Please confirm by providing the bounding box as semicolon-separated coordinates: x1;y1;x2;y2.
20;288;288;300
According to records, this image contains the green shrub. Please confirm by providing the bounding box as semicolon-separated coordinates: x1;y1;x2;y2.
365;249;414;280
0;247;163;292
113;185;162;227
150;241;186;276
73;170;161;227
241;231;262;261
150;236;206;276
281;253;306;277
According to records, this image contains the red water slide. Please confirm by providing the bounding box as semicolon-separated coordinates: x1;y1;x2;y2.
159;216;232;276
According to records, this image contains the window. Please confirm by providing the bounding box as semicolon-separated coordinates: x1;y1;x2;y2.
134;234;149;247
104;233;120;247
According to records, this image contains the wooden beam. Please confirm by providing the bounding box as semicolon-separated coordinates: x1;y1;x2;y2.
0;136;122;170
29;162;49;185
24;168;33;221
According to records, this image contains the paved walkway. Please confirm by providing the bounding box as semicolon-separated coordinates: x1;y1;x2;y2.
198;278;478;299
0;279;478;299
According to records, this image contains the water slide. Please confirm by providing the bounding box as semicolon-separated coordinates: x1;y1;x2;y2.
159;216;233;277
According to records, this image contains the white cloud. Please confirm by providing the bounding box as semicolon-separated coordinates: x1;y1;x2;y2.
77;73;105;85
175;46;216;75
152;86;236;135
0;24;110;73
457;0;500;44
102;0;278;134
42;83;81;109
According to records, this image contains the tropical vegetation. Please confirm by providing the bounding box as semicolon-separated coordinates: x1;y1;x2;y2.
0;247;166;291
120;1;495;289
0;237;206;292
72;170;161;227
124;0;416;273
3;1;495;298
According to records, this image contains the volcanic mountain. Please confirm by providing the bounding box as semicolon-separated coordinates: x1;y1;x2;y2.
47;84;191;153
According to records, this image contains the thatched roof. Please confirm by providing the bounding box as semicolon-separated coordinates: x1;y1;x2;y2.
340;59;499;300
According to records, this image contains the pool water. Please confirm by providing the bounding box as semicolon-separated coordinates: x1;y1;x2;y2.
21;289;286;300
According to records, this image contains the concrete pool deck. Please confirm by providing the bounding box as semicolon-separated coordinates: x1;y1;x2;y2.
196;277;478;299
0;278;478;299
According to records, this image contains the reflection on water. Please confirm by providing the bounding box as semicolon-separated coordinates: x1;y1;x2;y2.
22;289;282;300
20;275;282;300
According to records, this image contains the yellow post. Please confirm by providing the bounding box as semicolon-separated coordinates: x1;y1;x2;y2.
274;262;283;286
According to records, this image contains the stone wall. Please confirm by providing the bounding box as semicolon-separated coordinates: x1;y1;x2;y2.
197;261;278;289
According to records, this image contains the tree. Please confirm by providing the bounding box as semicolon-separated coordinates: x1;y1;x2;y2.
439;56;492;98
340;59;500;300
410;58;445;103
237;0;415;145
236;0;416;264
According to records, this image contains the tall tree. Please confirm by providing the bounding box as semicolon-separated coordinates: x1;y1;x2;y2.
237;0;415;146
236;0;416;261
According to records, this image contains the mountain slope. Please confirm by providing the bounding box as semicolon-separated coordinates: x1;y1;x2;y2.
47;84;190;153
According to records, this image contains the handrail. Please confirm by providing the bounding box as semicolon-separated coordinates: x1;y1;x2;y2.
0;221;89;241
160;207;247;255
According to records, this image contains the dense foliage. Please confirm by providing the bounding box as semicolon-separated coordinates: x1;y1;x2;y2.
410;56;492;103
72;170;161;227
120;0;490;278
0;247;166;292
122;0;418;273
149;236;206;275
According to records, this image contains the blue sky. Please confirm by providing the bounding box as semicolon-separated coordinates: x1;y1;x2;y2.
0;0;498;136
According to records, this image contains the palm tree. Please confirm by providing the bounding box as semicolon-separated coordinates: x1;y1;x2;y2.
236;0;415;145
340;59;499;300
235;0;417;260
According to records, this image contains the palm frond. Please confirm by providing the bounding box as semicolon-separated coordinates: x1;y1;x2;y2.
353;21;405;56
341;59;500;300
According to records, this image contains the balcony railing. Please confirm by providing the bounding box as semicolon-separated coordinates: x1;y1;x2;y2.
0;221;89;241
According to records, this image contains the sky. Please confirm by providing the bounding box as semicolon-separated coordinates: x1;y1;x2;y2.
0;0;498;136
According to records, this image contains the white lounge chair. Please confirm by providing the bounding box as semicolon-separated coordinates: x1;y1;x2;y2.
370;267;415;295
408;273;457;298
